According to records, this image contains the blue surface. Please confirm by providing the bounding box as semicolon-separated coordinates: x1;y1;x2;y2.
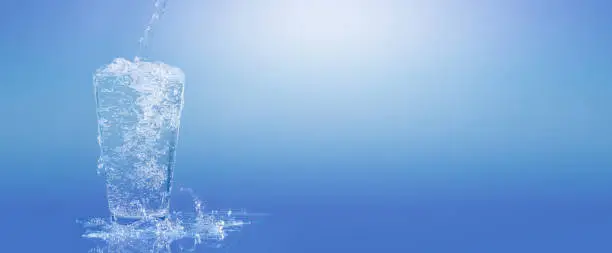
1;0;612;252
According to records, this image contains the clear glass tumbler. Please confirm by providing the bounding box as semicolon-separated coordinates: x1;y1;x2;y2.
93;58;185;220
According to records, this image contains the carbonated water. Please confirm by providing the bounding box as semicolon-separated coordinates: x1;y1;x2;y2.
94;57;185;219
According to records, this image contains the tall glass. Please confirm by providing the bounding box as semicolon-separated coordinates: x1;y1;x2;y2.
93;58;185;220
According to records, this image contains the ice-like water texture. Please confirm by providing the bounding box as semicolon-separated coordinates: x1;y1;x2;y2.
94;58;185;219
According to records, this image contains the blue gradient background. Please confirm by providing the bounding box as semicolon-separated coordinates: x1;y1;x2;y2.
1;0;612;252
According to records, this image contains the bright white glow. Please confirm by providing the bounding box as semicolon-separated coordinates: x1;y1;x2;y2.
271;1;381;50
197;0;398;60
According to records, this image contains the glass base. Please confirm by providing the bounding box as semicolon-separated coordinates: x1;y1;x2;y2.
112;214;168;225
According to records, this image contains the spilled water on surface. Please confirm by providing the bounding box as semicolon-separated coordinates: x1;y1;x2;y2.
82;188;248;253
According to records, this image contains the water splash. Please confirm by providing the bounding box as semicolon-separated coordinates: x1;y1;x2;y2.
82;188;248;252
138;0;170;59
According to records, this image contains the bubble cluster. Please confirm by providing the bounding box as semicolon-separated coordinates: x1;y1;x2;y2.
94;58;184;218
